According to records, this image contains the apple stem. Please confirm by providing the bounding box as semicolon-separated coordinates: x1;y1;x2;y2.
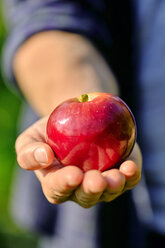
79;94;89;102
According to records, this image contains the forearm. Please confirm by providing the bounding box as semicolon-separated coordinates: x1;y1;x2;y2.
13;31;119;116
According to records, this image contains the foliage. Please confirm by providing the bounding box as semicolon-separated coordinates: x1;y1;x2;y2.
0;4;38;248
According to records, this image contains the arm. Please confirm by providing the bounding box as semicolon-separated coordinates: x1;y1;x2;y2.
14;31;142;207
2;0;111;93
13;31;119;116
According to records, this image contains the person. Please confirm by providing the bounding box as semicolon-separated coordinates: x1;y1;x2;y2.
1;0;165;247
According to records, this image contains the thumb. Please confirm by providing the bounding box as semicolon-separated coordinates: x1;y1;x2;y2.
16;142;55;170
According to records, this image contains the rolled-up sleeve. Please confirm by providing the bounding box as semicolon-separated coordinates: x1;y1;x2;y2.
2;0;111;87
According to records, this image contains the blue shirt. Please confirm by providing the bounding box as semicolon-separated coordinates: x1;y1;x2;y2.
132;0;165;235
2;0;110;87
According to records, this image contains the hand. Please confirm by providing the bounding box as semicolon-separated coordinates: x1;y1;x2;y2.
15;117;142;208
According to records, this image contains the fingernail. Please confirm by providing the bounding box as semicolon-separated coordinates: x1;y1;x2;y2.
34;147;48;165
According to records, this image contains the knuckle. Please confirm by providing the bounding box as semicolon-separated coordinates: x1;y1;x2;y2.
45;196;63;205
42;181;72;204
44;190;68;204
73;192;98;208
15;135;21;152
125;174;141;190
17;153;26;169
78;201;94;208
100;192;119;203
17;152;33;170
15;133;25;152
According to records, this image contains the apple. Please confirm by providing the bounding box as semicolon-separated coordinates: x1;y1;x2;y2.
46;92;136;172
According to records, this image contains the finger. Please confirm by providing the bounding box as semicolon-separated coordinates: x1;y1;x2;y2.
17;142;55;170
15;117;48;153
72;170;107;208
120;143;142;190
126;143;142;172
101;169;125;202
36;165;84;204
15;117;54;170
120;160;141;190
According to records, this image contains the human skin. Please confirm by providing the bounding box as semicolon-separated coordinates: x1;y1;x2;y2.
13;31;142;208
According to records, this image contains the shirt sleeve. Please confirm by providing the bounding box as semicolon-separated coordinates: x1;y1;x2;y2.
1;0;111;89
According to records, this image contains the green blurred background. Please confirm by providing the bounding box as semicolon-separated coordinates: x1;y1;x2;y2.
0;4;38;248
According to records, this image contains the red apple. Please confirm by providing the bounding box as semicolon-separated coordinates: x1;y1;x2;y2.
46;92;136;172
